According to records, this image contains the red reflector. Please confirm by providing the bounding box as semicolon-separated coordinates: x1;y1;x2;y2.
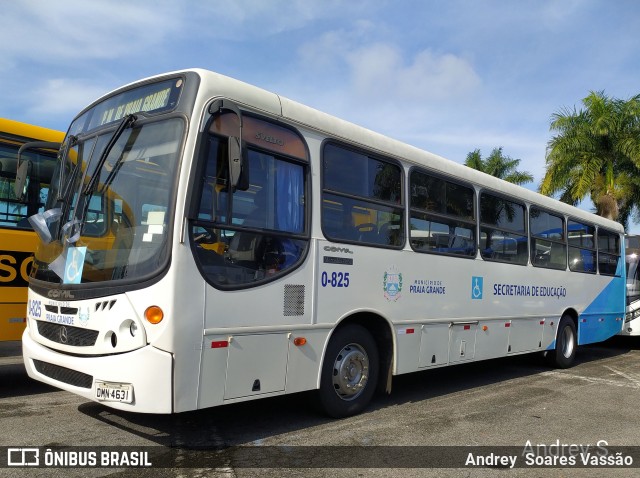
540;321;545;325
505;323;511;328
406;328;415;334
211;341;228;348
582;319;587;323
463;325;471;330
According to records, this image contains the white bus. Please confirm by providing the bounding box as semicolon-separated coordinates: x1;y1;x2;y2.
21;69;625;416
620;235;640;335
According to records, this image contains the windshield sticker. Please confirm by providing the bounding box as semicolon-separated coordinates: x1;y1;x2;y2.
63;246;87;284
143;211;166;242
148;211;165;225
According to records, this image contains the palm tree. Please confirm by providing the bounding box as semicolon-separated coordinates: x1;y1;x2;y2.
539;91;640;222
464;147;534;185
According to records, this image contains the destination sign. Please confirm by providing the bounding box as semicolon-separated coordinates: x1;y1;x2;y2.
85;77;184;131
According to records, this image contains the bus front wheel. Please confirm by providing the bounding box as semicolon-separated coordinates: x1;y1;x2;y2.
318;324;379;418
547;315;577;369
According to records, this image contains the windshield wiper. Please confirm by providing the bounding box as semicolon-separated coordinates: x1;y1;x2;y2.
82;114;136;197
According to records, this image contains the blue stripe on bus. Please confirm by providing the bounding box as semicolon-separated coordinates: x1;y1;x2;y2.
577;276;625;345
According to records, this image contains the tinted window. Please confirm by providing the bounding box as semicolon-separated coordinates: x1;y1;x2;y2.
409;170;476;257
530;208;566;270
480;192;527;264
322;143;404;247
568;220;596;273
191;114;309;288
598;228;621;276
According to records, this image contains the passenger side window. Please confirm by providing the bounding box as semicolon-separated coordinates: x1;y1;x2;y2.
322;143;403;247
598;228;621;276
409;170;476;257
567;220;596;273
190;113;309;288
530;208;566;270
480;193;527;265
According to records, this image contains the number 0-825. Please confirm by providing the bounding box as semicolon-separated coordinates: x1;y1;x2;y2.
321;271;350;288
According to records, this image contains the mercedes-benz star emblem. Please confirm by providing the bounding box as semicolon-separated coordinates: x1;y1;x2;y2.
59;326;68;344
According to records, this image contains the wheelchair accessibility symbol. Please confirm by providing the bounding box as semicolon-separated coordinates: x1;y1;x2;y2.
471;276;483;300
64;246;87;284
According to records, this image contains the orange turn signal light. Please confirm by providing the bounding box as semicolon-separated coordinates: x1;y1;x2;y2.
293;337;307;346
145;306;164;324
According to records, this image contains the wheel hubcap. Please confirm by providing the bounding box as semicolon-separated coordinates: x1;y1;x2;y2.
561;326;575;358
332;343;369;401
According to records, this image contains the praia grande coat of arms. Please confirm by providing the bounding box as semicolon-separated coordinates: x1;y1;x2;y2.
383;266;402;302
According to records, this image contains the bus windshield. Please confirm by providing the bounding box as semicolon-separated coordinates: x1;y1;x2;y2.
626;250;640;306
31;118;184;285
30;79;186;286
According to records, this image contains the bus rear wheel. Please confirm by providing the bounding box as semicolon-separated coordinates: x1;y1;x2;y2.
546;315;577;368
318;324;379;418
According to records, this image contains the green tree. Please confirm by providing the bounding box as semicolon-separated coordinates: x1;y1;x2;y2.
539;91;640;223
464;147;534;185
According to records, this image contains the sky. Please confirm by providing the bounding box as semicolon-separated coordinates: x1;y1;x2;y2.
2;0;639;228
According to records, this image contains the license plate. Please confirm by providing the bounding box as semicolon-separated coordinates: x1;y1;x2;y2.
95;381;133;403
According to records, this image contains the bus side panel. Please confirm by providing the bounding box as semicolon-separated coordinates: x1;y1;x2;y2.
578;276;625;345
198;329;330;408
1;230;38;341
417;323;449;369
0;303;26;341
197;243;317;409
508;317;545;353
474;320;510;361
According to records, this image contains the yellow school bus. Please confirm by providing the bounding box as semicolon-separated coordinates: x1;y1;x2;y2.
0;118;64;341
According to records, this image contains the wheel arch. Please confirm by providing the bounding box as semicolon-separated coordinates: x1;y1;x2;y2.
318;311;394;393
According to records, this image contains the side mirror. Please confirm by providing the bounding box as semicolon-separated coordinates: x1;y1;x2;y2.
14;160;31;201
14;140;61;201
209;100;249;191
228;136;249;191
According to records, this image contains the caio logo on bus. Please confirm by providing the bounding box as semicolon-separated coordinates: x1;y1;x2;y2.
0;251;33;288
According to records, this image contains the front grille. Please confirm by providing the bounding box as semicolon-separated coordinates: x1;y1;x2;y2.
33;359;93;389
36;321;99;347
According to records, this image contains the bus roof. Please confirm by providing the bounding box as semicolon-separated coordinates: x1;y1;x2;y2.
0;118;65;144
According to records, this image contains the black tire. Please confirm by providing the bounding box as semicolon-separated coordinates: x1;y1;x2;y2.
318;324;379;418
546;315;577;368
